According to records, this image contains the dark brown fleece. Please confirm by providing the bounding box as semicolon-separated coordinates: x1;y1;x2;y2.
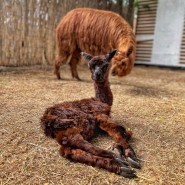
41;51;135;175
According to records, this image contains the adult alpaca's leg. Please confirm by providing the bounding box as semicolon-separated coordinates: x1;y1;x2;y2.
69;50;81;80
54;54;69;80
96;114;140;169
59;145;137;178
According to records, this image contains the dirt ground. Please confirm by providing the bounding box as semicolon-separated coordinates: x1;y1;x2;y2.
0;65;185;185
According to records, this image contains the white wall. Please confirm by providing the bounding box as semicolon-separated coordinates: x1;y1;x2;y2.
151;0;185;67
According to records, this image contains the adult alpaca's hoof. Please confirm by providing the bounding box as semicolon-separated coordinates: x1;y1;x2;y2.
74;76;81;81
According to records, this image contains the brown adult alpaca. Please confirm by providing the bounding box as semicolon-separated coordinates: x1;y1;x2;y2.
41;50;140;178
55;8;135;80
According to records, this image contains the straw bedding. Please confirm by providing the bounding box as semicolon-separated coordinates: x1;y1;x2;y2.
0;65;185;185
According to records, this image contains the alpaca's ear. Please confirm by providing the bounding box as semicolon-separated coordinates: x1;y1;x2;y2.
126;46;133;57
105;49;117;62
81;52;93;61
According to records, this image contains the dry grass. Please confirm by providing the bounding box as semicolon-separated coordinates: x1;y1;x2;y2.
0;65;185;185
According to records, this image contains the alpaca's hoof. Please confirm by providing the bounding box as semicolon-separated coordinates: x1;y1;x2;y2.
127;157;141;169
120;166;137;178
74;76;81;81
114;157;129;166
124;147;141;169
114;157;137;178
112;143;141;169
56;75;61;80
54;70;61;80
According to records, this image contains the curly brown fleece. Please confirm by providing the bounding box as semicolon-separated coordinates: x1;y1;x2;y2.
41;50;139;178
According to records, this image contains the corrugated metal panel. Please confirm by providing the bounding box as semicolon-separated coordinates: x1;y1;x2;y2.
136;0;158;63
136;40;153;62
136;0;158;35
180;19;185;64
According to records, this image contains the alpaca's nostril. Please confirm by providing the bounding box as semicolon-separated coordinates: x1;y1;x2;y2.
95;74;101;81
94;70;102;80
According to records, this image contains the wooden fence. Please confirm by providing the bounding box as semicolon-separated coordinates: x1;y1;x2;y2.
0;0;131;67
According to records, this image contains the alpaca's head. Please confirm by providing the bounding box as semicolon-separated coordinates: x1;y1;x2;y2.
111;46;134;77
81;49;117;82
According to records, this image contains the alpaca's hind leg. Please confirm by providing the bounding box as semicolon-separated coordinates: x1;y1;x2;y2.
59;145;137;178
96;114;140;169
54;54;69;80
69;50;81;80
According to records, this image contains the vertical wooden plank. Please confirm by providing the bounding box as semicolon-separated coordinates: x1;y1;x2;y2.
0;0;132;67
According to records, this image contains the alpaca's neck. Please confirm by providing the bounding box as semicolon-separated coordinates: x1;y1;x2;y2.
94;80;113;106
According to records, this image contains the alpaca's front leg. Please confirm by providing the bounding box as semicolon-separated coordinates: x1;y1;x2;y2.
59;145;137;178
64;133;127;165
66;134;116;158
96;114;140;169
69;50;81;81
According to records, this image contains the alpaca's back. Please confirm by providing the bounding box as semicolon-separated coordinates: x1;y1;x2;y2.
41;98;111;139
56;8;134;55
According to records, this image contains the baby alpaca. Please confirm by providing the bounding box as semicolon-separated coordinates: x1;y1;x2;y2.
41;50;140;178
